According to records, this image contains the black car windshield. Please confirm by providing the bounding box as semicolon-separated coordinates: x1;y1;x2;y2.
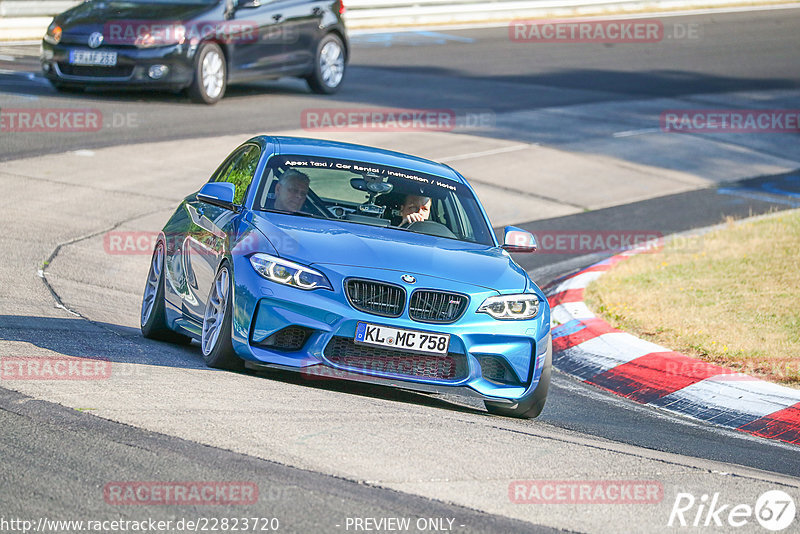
254;155;496;246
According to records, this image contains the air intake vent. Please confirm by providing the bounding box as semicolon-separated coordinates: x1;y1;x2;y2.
345;279;405;317
258;326;312;351
58;63;133;78
477;356;523;386
409;290;468;323
324;336;468;382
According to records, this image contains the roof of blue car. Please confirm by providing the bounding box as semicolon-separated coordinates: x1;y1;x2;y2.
257;135;464;183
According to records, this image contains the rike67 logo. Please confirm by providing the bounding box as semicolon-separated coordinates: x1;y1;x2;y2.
669;490;796;531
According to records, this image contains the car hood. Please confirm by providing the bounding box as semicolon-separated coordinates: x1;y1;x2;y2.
57;1;216;32
251;213;529;293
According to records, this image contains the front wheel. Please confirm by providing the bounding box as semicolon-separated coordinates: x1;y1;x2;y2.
484;337;552;419
201;263;243;370
305;33;346;94
188;42;227;105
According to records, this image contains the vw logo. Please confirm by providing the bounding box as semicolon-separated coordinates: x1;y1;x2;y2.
401;274;416;284
88;32;104;48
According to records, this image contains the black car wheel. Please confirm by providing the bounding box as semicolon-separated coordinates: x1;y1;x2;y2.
305;33;346;94
484;338;552;419
188;42;227;105
141;241;192;344
201;263;243;370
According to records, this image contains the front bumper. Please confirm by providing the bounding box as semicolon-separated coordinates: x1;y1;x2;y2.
41;40;196;88
230;260;551;403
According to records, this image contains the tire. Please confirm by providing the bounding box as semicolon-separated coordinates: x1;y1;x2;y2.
201;263;243;370
305;33;346;94
188;42;227;105
141;241;192;344
484;337;552;419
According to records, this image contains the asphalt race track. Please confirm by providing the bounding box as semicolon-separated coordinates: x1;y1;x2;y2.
1;7;800;533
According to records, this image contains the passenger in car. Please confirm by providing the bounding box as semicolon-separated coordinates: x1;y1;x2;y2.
274;170;310;212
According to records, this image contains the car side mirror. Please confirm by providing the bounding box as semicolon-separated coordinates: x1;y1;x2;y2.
197;182;237;211
501;226;537;253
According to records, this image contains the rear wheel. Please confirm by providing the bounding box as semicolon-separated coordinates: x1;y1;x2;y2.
201;263;243;370
188;42;226;104
305;33;346;94
141;241;192;344
484;337;552;419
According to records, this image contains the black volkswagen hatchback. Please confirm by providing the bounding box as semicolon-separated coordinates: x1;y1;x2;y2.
41;0;348;104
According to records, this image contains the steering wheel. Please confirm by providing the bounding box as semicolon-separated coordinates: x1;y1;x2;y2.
405;220;457;239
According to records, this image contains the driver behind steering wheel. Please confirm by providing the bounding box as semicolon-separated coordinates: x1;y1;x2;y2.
397;194;431;227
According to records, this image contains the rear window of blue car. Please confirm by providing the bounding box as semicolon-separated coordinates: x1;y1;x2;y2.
254;155;495;246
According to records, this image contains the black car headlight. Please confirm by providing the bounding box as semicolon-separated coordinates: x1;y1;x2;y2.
44;21;62;45
477;294;540;320
250;253;332;291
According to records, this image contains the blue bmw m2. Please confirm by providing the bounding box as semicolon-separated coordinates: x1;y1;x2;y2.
140;136;551;417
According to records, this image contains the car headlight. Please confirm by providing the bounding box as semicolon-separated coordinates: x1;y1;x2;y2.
133;24;186;47
249;253;332;291
477;294;540;320
44;21;62;45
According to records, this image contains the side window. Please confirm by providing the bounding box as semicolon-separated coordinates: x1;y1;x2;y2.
215;145;261;205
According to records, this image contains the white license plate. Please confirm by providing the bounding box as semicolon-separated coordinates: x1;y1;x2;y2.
69;50;118;66
354;322;450;355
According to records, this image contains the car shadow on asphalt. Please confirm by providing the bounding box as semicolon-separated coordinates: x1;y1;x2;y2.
0;71;315;105
0;314;487;417
250;366;487;416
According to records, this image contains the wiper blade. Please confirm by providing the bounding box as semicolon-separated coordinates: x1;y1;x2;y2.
261;209;326;220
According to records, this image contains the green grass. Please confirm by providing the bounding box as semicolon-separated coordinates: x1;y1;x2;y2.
584;210;800;387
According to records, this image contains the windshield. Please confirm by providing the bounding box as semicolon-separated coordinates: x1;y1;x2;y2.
254;155;496;246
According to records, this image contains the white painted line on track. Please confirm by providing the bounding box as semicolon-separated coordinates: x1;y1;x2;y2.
613;128;662;138
553;373;800;451
658;375;800;418
348;3;800;35
552;302;595;323
436;143;531;163
572;332;669;369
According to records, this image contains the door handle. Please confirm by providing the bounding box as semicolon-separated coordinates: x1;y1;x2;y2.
312;6;322;15
273;13;283;21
